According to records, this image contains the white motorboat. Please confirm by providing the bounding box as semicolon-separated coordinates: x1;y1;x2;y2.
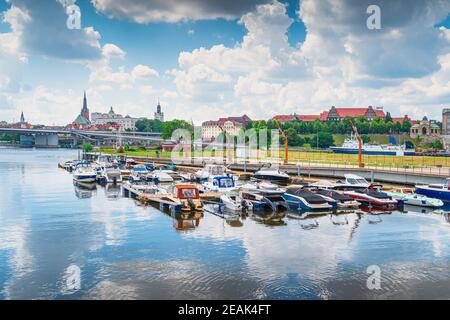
334;174;380;190
384;188;443;208
220;193;247;211
130;166;149;182
152;170;174;183
195;164;232;181
201;175;237;193
73;164;97;183
104;167;122;184
252;169;290;183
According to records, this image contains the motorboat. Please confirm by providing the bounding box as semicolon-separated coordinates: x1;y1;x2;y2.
415;178;450;201
315;189;361;210
72;163;97;183
344;189;397;209
126;158;137;168
282;186;333;211
252;168;290;183
240;187;288;212
104;167;122;184
333;174;381;190
219;192;247;212
201;175;237;193
123;180;166;195
195;164;232;181
152;170;174;183
172;184;204;212
119;167;131;180
385;188;443;208
143;163;155;171
240;181;286;193
331;135;415;156
96;155;112;168
130;166;149;182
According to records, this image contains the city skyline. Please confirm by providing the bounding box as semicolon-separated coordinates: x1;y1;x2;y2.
1;0;450;125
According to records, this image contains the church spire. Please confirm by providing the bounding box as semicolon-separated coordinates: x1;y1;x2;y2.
20;111;25;123
81;91;90;122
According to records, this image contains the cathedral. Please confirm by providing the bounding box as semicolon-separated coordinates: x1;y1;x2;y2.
154;100;164;122
72;91;91;128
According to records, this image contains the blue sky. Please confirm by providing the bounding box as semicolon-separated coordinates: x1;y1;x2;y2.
1;0;450;125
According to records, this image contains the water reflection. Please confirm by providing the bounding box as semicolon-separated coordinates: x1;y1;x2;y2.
1;148;450;299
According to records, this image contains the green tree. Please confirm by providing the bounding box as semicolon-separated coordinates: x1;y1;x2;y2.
314;131;334;148
82;142;93;152
401;119;412;133
385;112;392;123
135;118;163;132
161;119;193;139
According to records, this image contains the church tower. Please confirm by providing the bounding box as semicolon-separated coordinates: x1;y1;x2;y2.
154;99;164;122
19;111;25;124
81;91;90;121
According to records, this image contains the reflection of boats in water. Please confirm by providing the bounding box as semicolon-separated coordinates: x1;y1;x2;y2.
73;181;96;199
104;184;121;199
249;211;286;226
171;211;203;231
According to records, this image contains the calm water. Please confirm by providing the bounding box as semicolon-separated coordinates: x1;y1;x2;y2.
0;147;449;300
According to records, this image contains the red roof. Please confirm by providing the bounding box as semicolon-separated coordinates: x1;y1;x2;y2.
320;111;329;121
391;115;413;124
298;115;320;122
203;114;251;126
272;115;296;122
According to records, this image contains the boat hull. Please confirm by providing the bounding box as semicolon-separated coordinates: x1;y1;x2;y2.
252;174;290;183
282;193;332;211
330;147;415;156
415;186;450;202
73;175;97;183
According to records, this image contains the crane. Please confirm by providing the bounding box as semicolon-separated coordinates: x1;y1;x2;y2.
275;122;289;165
349;119;364;168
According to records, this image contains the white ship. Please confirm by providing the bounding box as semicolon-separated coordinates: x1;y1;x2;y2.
330;136;415;156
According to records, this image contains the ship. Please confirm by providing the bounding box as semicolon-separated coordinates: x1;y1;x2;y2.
330;136;415;156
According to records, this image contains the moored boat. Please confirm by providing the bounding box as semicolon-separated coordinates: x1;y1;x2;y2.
73;163;97;183
344;189;397;209
315;189;361;210
252;168;290;183
415;178;450;202
282;186;333;211
385;189;444;208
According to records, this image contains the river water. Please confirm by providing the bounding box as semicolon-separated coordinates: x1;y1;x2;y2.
0;147;449;300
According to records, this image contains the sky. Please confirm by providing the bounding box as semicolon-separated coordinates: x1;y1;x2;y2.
1;0;450;126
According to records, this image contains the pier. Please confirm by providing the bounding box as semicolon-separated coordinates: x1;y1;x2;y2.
84;152;449;186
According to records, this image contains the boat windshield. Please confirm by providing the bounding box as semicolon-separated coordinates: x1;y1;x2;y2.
217;178;234;188
179;188;198;199
347;178;368;185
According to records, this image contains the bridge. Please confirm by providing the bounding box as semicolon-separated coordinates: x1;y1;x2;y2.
0;127;163;148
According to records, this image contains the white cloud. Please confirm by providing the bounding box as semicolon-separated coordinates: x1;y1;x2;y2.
131;64;159;79
167;0;450;122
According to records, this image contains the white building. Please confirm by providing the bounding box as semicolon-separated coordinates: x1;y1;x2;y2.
201;115;251;141
91;107;141;131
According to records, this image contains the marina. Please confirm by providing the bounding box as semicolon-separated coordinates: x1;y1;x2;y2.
1;147;450;299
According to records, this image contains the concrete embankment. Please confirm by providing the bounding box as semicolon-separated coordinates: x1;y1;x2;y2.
83;153;448;186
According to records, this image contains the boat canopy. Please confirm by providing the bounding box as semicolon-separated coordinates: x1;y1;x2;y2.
213;176;235;188
286;187;328;204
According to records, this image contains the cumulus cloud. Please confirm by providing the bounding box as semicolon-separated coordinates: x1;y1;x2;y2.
91;0;271;23
167;0;450;121
4;0;103;61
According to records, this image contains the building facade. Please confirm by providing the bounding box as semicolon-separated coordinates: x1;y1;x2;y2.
273;106;386;123
443;108;450;135
202;115;251;141
91;107;141;131
410;116;441;141
154;101;164;122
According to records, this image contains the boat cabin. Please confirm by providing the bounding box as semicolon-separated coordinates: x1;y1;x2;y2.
211;176;235;189
173;184;200;200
